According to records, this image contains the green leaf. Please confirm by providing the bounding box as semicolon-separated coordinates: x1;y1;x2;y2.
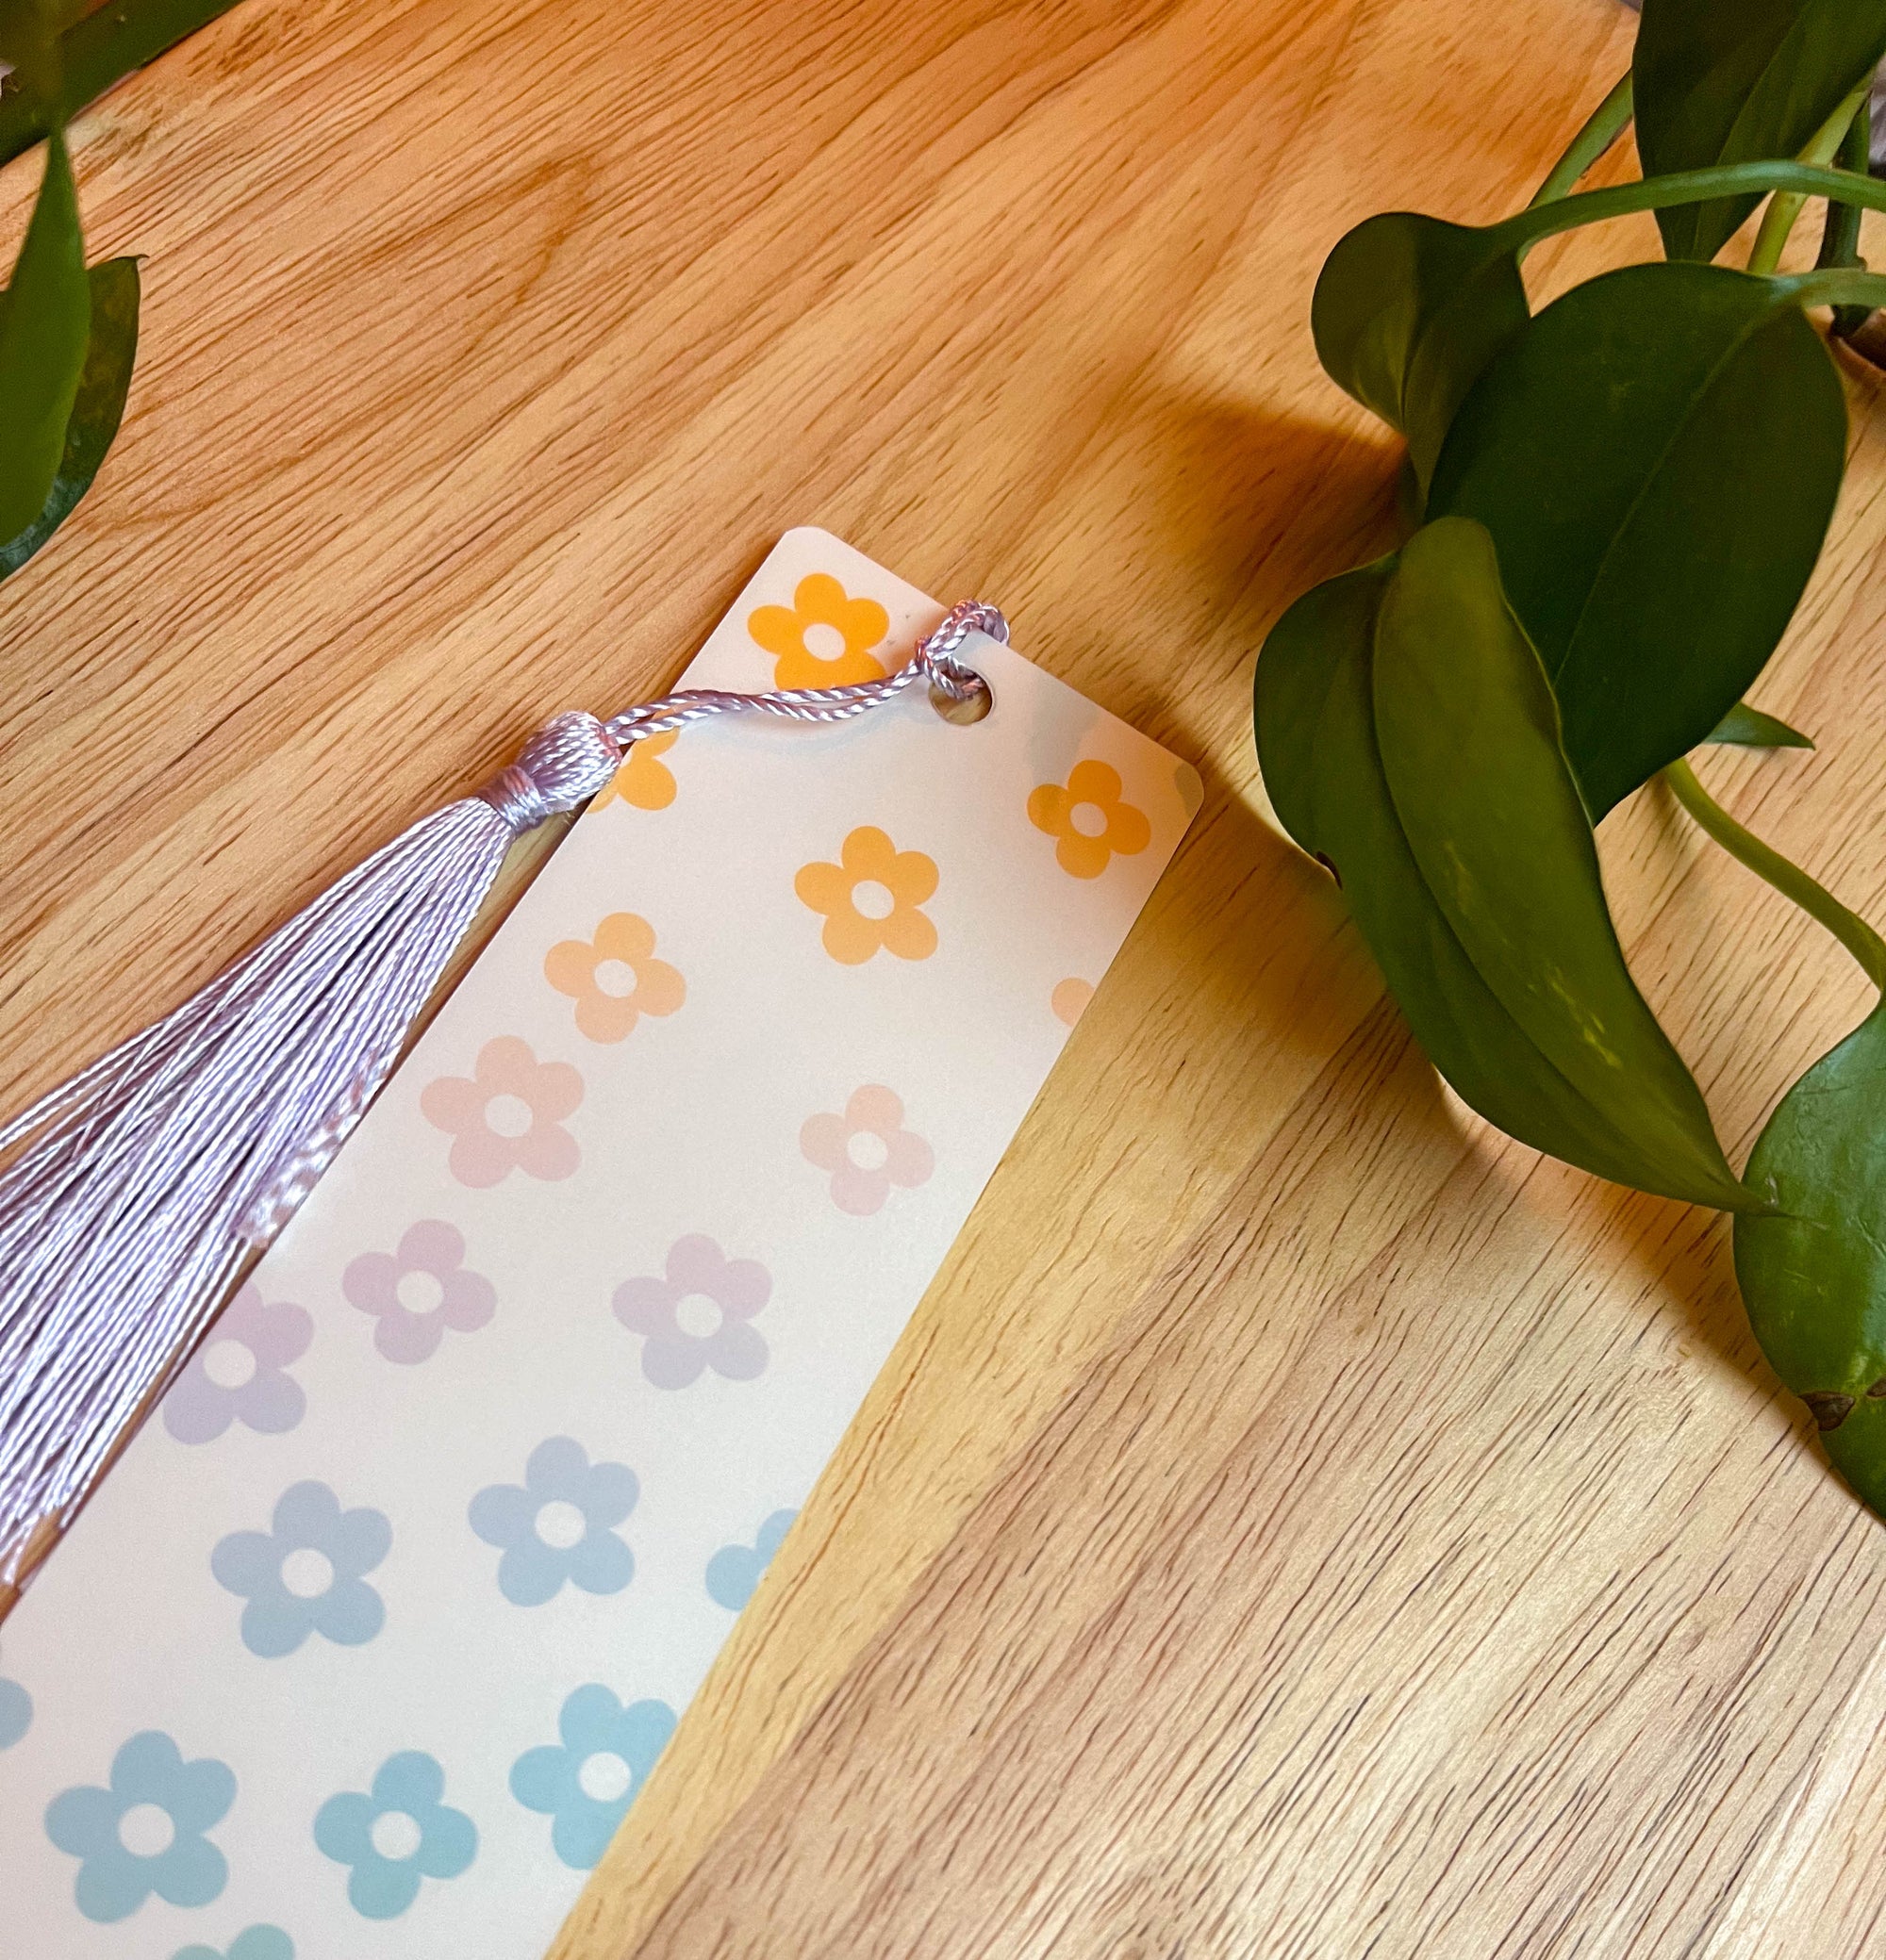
0;0;67;119
0;0;245;167
1429;261;1845;820
1310;212;1530;497
0;255;138;578
0;129;91;544
1707;702;1814;749
1254;518;1749;1209
1634;0;1886;262
1736;1005;1886;1512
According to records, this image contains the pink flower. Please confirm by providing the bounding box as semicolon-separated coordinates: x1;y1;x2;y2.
420;1036;582;1188
799;1085;934;1216
342;1221;497;1364
612;1236;770;1390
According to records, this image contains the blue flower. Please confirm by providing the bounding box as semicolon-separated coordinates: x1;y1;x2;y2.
45;1730;236;1923
509;1686;675;1869
469;1437;636;1606
211;1480;390;1658
0;1672;30;1749
313;1751;476;1919
173;1926;294;1960
705;1508;797;1611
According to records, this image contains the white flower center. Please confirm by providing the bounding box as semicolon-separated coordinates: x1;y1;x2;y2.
485;1093;535;1139
576;1750;635;1804
394;1269;446;1317
802;621;849;663
117;1803;175;1858
201;1338;257;1391
852;879;896;921
280;1547;335;1599
846;1130;890;1172
1068;800;1109;838
535;1499;587;1550
370;1811;423;1861
673;1292;722;1340
592;957;639;999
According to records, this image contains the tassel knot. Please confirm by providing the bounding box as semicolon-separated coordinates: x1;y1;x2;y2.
477;711;623;833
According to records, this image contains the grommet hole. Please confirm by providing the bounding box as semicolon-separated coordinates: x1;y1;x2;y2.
929;673;993;725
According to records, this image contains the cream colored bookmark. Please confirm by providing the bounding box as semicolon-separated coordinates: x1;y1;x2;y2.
0;528;1198;1960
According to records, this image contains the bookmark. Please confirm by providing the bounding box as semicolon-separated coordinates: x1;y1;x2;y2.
0;528;1198;1958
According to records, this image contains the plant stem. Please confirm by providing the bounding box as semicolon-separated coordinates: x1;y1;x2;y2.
1748;76;1876;276
1664;758;1886;994
1818;100;1873;267
1496;160;1886;261
1771;268;1886;313
1530;73;1634;208
1819;98;1877;339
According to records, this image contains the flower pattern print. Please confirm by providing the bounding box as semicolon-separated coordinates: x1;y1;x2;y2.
1051;977;1095;1027
173;1927;295;1960
592;729;679;811
342;1220;496;1365
0;1644;30;1749
162;1282;312;1444
509;1685;676;1870
705;1509;798;1611
794;826;938;964
543;912;686;1044
800;1086;934;1216
313;1752;476;1920
420;1036;582;1188
613;1235;771;1389
469;1437;637;1606
748;572;890;688
210;1481;390;1658
1027;759;1151;879
45;1731;236;1923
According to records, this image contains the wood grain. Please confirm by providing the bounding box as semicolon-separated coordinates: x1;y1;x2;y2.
7;0;1886;1951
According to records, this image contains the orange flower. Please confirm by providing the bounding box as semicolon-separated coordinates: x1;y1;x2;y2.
748;573;890;688
592;730;679;812
1027;760;1151;880
543;912;686;1043
794;826;937;964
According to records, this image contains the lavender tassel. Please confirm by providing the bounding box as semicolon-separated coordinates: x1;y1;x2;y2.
0;711;623;1583
0;601;1003;1589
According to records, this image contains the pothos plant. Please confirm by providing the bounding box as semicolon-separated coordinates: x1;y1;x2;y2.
1254;0;1886;1516
0;0;140;582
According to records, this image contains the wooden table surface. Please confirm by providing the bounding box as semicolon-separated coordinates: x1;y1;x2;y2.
9;0;1886;1952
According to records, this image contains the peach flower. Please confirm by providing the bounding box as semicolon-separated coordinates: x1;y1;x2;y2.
543;913;685;1044
1051;978;1095;1027
1027;759;1151;880
794;826;937;964
420;1036;582;1187
748;574;890;688
592;730;679;812
801;1086;934;1216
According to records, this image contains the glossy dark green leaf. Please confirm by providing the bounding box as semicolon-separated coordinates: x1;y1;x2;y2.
1634;0;1886;262
1429;261;1845;819
1310;212;1530;496
1254;518;1748;1209
1707;702;1813;749
1736;1004;1886;1513
0;255;139;578
0;129;91;544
